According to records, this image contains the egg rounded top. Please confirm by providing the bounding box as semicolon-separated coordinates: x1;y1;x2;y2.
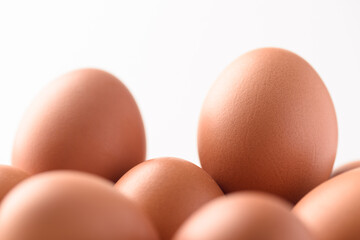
293;168;360;240
12;68;146;181
0;170;159;240
198;48;338;203
331;160;360;177
115;157;223;240
173;191;313;240
0;165;28;202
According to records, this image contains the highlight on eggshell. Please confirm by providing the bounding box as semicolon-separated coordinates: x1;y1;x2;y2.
197;47;338;204
11;68;146;182
114;157;224;240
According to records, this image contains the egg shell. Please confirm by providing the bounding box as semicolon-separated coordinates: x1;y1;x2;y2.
114;157;224;240
198;48;338;203
331;160;360;177
0;170;159;240
173;192;313;240
293;168;360;240
0;165;28;202
12;69;146;182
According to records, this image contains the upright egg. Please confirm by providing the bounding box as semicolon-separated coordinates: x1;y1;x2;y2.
0;171;159;240
198;48;338;203
0;165;28;202
115;157;223;240
173;192;313;240
12;69;146;181
293;168;360;240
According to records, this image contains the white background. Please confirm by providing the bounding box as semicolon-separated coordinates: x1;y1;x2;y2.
0;0;359;168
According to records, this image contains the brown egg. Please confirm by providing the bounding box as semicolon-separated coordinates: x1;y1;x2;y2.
0;165;28;202
173;192;313;240
331;160;360;177
12;69;146;182
0;170;159;240
115;157;223;240
293;168;360;240
198;48;338;203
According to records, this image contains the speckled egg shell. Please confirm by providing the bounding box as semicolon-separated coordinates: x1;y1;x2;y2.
198;48;338;203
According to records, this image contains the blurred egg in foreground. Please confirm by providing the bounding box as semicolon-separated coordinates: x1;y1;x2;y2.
293;168;360;240
0;171;159;240
173;192;313;240
0;165;28;202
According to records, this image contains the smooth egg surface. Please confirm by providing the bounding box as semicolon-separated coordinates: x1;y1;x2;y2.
173;192;313;240
0;165;28;202
0;170;159;240
12;69;146;182
293;168;360;240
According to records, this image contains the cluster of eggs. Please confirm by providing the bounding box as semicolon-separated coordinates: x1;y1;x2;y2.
0;48;358;240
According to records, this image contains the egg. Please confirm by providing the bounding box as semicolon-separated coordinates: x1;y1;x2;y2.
198;48;338;203
293;168;360;240
0;165;28;202
12;69;146;182
0;170;159;240
173;192;313;240
114;157;223;240
331;160;360;177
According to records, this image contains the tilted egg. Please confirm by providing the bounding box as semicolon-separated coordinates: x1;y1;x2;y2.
12;69;146;181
